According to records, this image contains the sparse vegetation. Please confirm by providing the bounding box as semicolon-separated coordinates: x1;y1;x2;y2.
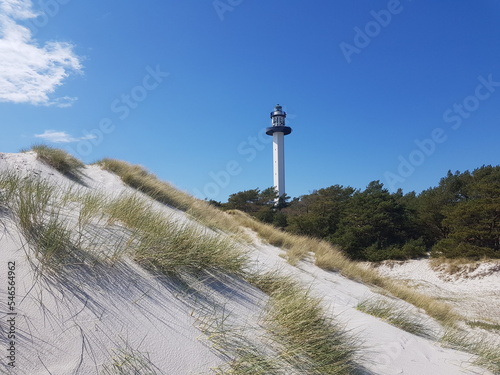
466;321;500;332
2;153;498;375
105;193;248;277
4;173;74;270
441;328;500;374
102;346;160;375
228;209;459;328
96;158;243;235
356;298;432;337
429;257;500;279
261;276;360;374
205;271;361;375
29;144;85;181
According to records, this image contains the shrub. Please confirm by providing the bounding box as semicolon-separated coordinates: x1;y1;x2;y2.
432;239;497;259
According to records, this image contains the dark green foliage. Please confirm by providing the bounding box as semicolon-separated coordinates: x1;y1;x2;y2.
224;165;500;261
222;187;289;226
226;188;261;212
331;181;421;260
285;185;355;238
431;166;500;258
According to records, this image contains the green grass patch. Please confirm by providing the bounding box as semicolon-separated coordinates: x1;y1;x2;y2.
229;210;459;329
5;174;75;270
102;346;160;375
203;271;362;374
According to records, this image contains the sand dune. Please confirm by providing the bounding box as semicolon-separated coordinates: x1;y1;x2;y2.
0;152;496;374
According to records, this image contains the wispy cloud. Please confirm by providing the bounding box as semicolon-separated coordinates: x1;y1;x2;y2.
35;130;96;143
0;0;82;107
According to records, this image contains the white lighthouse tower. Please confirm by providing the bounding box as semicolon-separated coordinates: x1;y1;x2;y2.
266;104;292;199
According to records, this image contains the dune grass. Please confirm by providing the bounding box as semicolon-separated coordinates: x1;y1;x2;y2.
203;271;361;375
199;311;281;375
466;321;500;332
250;272;360;374
227;210;459;327
0;170;21;209
441;328;500;374
105;193;248;277
102;346;160;375
28;144;85;181
225;210;500;372
0;173;115;273
2;173;75;270
356;298;432;337
429;257;500;278
1;161;247;277
96;158;243;235
3;155;497;373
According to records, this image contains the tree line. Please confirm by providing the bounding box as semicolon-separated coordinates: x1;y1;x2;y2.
212;165;500;261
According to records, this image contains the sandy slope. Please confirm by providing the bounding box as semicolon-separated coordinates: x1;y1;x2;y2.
246;238;494;375
0;152;496;374
373;260;500;326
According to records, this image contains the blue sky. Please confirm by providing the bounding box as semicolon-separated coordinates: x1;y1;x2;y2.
1;0;500;201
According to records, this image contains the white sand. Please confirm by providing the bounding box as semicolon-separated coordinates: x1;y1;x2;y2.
373;259;500;324
0;152;496;374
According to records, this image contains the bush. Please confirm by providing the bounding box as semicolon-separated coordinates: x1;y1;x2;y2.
361;238;426;262
401;238;427;258
432;239;498;259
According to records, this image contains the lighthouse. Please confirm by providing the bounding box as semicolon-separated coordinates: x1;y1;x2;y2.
266;104;292;199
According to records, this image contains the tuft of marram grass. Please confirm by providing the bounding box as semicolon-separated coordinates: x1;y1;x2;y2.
96;158;244;237
466;321;500;332
252;272;361;374
204;271;362;375
29;144;85;181
4;173;75;271
356;298;432;337
105;193;248;277
441;327;500;374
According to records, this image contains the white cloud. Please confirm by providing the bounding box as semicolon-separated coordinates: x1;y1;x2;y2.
0;0;82;107
35;130;96;143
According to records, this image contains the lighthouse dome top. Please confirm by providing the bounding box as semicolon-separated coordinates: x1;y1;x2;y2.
274;104;282;111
